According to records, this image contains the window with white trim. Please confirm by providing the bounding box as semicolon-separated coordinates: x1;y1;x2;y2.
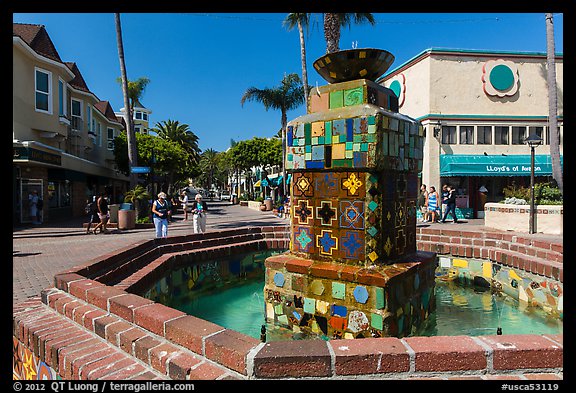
58;78;67;117
71;99;83;131
97;122;102;146
477;126;492;145
441;126;457;144
86;104;92;133
135;111;142;120
107;128;115;150
494;126;509;145
143;113;148;121
35;67;52;113
459;126;474;145
511;126;526;145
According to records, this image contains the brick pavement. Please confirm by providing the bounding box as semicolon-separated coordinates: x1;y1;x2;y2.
13;202;287;305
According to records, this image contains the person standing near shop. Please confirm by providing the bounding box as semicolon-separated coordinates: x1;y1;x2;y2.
440;184;449;222
28;189;40;225
441;185;459;223
427;186;440;223
417;184;429;222
151;192;171;238
191;193;208;233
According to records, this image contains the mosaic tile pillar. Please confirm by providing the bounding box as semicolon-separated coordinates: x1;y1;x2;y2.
264;78;437;339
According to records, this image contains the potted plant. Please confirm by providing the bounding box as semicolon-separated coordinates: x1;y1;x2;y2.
123;185;152;220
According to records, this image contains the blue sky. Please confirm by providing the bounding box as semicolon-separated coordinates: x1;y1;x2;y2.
13;13;564;153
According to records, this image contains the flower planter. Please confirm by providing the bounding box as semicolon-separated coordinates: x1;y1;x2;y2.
484;203;563;235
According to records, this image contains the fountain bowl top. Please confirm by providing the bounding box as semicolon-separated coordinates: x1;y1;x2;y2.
313;48;395;84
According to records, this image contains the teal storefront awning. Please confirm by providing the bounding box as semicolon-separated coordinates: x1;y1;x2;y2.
440;154;563;177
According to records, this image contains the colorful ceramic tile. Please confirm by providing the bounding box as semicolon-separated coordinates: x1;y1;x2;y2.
332;119;346;136
294;199;314;225
341;172;365;197
312;121;324;137
339;200;365;229
332;143;346;159
316;200;338;227
332;282;346;299
340;230;365;260
311;145;324;161
331;304;347;317
375;287;385;309
348;310;369;332
314;172;339;198
273;272;285;287
329;90;344;109
329;316;348;331
293;225;314;253
303;297;316;314
344;87;363;106
310;280;325;295
316;230;338;256
371;312;383;330
353;285;369;303
292;173;314;198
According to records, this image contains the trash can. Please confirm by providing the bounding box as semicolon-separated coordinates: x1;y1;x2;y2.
108;204;120;223
118;208;136;230
232;194;239;205
264;198;272;211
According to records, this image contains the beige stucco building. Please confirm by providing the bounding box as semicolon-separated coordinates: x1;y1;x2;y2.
13;23;129;224
378;48;563;218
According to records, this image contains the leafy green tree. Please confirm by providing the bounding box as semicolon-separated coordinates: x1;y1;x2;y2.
323;13;376;53
113;131;189;193
240;73;306;196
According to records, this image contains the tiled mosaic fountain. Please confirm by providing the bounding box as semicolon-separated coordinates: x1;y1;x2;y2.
263;49;437;339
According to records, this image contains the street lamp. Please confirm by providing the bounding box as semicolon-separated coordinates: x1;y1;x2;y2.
524;133;543;234
433;120;442;139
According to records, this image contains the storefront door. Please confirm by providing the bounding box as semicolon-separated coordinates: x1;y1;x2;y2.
20;179;43;224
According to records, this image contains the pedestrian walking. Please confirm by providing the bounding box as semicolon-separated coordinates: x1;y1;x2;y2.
93;192;110;234
427;186;440;223
152;192;171;238
179;190;189;220
441;185;459;223
417;184;429;222
440;184;449;222
85;197;99;234
191;193;208;233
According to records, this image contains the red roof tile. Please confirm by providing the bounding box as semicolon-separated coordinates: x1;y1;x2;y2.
13;23;63;63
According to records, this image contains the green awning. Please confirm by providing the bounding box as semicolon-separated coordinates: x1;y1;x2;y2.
440;154;563;177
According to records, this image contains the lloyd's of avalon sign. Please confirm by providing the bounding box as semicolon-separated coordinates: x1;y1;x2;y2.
13;147;62;166
440;155;561;177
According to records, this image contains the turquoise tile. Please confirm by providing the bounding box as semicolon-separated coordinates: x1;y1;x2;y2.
375;288;385;309
303;297;316;314
346;142;353;150
361;143;368;152
371;313;383;330
332;282;346;299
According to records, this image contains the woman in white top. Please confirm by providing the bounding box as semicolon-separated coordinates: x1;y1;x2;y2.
179;191;189;220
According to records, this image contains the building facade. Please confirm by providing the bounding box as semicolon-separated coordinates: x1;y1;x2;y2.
378;48;563;218
13;23;129;225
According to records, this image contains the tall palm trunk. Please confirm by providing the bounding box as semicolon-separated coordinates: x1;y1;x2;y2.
281;111;288;199
545;13;563;195
324;13;341;53
115;13;138;188
297;19;310;110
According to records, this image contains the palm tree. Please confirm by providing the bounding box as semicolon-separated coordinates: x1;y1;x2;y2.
323;13;376;54
199;148;220;191
124;184;151;220
283;13;311;110
114;13;138;188
116;77;151;116
152;119;201;167
545;13;563;195
241;73;306;198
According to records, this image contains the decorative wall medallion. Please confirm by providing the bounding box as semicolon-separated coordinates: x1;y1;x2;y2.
339;200;365;229
388;73;406;108
342;173;363;195
482;59;519;97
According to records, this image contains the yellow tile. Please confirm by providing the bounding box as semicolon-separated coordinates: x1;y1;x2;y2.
312;121;324;136
332;143;345;159
452;259;468;268
482;262;492;278
509;269;522;281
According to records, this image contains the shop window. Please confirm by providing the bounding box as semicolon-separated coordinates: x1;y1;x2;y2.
494;126;509;145
511;126;526;145
441;126;457;144
48;180;72;208
477;126;492;145
459;126;474;144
